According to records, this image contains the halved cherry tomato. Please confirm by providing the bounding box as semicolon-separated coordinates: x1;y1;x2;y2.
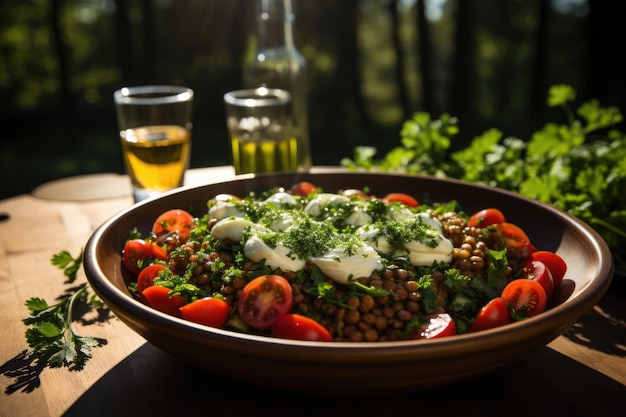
495;222;531;258
409;313;457;339
122;239;168;275
271;314;334;342
152;209;194;242
238;275;293;330
289;181;317;198
381;193;419;207
501;279;547;319
469;297;511;332
137;264;166;294
523;259;554;300
467;208;506;228
529;251;567;286
141;285;187;317
179;297;230;328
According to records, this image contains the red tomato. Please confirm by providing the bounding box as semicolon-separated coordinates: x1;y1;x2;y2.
179;297;230;328
271;314;334;342
289;181;317;197
523;259;554;300
141;285;187;317
381;193;419;207
469;297;511;332
152;209;194;242
238;275;293;330
467;208;506;228
495;222;531;257
501;279;547;319
529;251;567;286
137;264;166;294
122;239;167;275
409;313;457;339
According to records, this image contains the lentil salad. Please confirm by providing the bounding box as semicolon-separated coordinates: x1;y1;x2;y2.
123;181;565;342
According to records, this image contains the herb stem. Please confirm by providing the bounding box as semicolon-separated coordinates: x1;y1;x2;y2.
589;218;626;239
65;283;88;335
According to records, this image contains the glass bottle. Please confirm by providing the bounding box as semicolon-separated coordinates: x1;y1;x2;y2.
243;0;311;171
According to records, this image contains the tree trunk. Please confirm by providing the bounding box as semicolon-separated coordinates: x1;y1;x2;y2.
114;0;135;84
448;0;475;132
530;0;549;121
585;0;626;112
51;0;74;149
336;0;369;136
140;0;155;83
416;0;433;113
389;0;411;120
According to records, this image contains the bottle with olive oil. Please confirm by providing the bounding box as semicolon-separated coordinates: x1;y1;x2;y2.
243;0;311;172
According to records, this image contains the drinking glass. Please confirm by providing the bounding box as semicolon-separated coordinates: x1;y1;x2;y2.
224;87;302;175
114;85;194;202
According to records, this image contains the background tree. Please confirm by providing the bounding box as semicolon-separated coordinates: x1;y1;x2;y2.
0;0;622;198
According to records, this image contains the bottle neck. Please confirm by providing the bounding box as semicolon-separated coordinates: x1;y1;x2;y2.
256;0;296;50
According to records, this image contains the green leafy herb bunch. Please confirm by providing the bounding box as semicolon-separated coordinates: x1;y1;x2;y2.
342;85;626;272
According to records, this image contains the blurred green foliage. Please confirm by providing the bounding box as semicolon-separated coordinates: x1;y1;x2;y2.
0;0;619;199
343;84;626;270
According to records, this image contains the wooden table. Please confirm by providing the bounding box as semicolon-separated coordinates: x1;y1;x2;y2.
1;167;625;417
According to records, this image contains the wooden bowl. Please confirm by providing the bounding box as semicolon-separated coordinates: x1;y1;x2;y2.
84;170;613;394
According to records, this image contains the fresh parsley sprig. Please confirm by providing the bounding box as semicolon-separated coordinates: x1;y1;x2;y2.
50;249;84;283
22;249;104;370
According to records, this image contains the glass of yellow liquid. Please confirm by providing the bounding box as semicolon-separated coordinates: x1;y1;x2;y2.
224;88;305;175
114;86;193;202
